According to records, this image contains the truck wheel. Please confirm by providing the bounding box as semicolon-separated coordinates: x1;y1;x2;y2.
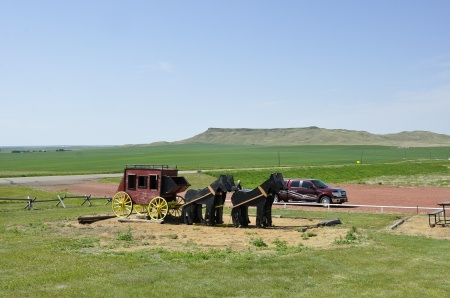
320;196;331;207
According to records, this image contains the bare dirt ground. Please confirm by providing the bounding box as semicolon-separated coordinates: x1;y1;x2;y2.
39;181;450;251
63;215;349;252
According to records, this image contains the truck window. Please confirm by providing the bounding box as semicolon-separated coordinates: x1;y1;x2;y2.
290;180;300;187
302;181;314;189
138;176;147;188
127;175;136;190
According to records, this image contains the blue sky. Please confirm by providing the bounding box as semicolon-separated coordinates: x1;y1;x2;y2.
1;0;449;146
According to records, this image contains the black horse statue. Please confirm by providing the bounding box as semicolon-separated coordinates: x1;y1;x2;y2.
213;174;236;224
182;174;235;225
231;173;287;228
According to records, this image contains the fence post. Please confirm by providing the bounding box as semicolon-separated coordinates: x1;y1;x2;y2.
25;196;33;210
81;195;92;207
56;195;66;208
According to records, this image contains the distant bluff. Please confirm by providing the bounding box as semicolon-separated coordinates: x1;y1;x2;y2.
175;127;450;147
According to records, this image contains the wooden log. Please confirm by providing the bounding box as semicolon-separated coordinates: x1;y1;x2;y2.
389;216;411;230
118;218;164;224
300;218;342;232
77;215;116;224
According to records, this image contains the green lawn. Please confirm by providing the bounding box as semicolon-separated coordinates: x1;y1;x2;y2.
0;195;448;297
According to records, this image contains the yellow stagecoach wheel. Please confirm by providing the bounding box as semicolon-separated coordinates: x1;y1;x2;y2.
112;191;133;218
134;204;148;215
168;195;185;218
148;197;168;220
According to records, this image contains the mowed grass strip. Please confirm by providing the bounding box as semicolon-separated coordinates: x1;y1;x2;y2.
1;194;449;297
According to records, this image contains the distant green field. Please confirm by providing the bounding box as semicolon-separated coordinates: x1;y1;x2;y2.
1;144;449;177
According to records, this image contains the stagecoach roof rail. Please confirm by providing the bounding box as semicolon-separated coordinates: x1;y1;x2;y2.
125;164;177;170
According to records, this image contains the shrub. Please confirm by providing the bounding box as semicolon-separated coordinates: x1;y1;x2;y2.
335;227;359;245
250;237;267;247
301;231;317;240
117;227;133;241
272;238;288;250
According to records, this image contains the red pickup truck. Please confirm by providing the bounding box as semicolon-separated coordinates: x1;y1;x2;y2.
275;178;348;205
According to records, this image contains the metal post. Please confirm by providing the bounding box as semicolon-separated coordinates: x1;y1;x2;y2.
278;151;280;167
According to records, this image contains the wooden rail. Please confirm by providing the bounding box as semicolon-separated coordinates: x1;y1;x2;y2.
0;195;112;210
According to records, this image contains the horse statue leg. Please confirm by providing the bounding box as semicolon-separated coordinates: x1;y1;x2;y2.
181;205;188;224
182;205;193;225
231;207;241;228
215;204;223;224
264;195;275;227
192;204;203;223
241;205;250;227
255;203;266;228
214;193;226;224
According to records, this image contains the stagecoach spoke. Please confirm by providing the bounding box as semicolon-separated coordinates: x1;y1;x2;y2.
134;204;148;215
168;195;185;218
112;191;133;218
148;197;168;220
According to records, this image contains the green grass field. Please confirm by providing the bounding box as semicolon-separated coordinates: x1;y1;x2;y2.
1;144;449;177
1;144;449;297
0;193;449;297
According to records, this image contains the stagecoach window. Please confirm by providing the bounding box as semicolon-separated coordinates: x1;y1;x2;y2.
138;176;147;188
149;175;158;190
127;175;136;190
290;180;300;187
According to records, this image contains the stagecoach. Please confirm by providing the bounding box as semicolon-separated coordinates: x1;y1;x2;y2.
112;165;190;220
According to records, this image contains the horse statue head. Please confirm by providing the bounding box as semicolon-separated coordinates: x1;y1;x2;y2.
263;172;287;195
211;174;236;193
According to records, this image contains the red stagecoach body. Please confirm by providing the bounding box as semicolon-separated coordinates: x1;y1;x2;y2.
112;165;191;219
117;165;190;205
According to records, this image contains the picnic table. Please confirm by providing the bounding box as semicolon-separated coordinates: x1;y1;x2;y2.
428;201;450;227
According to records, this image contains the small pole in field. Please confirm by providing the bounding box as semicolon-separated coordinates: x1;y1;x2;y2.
278;151;280;167
197;169;201;188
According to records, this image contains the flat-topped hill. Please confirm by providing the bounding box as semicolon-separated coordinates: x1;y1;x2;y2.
176;127;450;147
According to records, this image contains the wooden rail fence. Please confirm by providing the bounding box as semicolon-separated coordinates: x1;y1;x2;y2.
0;195;112;210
